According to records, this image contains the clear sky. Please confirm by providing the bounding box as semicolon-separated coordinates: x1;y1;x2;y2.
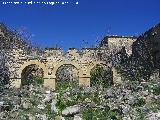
0;0;160;50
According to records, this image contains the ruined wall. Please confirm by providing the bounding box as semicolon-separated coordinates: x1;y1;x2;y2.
8;35;138;89
101;36;137;56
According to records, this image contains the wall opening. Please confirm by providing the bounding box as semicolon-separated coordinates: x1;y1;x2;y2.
21;64;44;86
55;64;79;90
90;64;113;88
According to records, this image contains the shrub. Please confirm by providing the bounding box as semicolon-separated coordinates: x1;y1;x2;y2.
56;80;78;92
90;65;113;88
133;98;146;107
82;107;118;120
153;86;160;95
21;77;44;86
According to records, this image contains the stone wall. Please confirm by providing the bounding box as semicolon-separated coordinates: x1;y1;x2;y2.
9;35;138;89
10;49;107;89
101;36;137;56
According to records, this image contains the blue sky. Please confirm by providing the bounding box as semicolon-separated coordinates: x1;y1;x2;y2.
0;0;160;50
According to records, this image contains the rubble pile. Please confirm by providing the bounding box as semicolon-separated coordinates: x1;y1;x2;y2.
0;77;160;120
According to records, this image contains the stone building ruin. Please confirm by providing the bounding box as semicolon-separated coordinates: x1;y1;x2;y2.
8;36;137;90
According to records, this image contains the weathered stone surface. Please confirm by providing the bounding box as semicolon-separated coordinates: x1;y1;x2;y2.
55;116;65;120
43;94;52;103
51;100;57;113
74;114;83;120
37;104;46;110
62;105;81;117
22;101;32;109
1;75;160;119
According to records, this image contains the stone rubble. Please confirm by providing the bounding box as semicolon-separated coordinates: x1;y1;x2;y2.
62;105;81;117
0;78;160;119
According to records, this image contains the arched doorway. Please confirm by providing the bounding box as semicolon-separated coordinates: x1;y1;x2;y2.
21;64;44;86
55;64;79;90
90;64;113;88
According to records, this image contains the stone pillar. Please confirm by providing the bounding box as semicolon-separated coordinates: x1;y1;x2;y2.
79;76;90;87
43;76;56;90
112;67;122;84
10;78;21;88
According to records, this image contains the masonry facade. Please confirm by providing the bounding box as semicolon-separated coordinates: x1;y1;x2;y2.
9;36;137;90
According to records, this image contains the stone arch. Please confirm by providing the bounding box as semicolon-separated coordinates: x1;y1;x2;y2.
12;60;48;88
53;61;81;77
18;60;48;78
51;61;81;87
77;61;106;87
89;63;113;87
87;61;107;75
55;63;79;89
55;64;79;78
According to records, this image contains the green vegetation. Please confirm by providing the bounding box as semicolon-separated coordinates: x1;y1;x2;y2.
153;85;160;95
133;98;146;107
82;107;121;120
56;80;78;92
21;77;44;86
90;65;112;88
